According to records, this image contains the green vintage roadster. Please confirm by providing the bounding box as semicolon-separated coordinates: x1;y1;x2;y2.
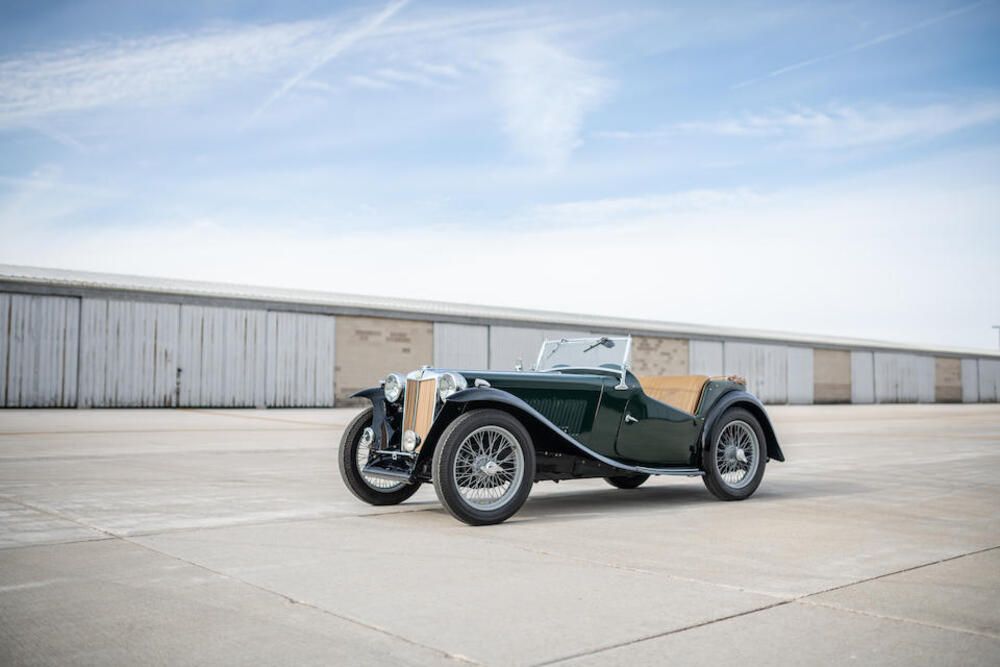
338;336;784;525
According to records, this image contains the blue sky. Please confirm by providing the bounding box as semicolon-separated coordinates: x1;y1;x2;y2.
1;1;998;349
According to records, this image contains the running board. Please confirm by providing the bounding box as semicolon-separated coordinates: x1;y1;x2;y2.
635;467;703;477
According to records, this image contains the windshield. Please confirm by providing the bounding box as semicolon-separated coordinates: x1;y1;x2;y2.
535;337;631;372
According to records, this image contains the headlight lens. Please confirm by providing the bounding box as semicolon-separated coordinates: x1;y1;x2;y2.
401;430;419;452
383;373;404;402
438;372;467;401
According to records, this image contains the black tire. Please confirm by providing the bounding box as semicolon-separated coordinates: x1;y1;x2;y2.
338;407;421;506
432;409;535;526
604;474;650;489
702;407;767;501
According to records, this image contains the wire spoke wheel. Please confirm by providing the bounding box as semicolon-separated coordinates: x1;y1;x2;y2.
715;420;760;490
356;435;405;492
452;425;525;511
339;407;420;507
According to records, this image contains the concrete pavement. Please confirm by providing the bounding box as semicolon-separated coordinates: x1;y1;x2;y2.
1;405;998;665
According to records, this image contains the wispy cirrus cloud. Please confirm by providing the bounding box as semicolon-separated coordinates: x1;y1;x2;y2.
0;3;610;170
733;0;989;89
246;0;409;123
0;20;323;124
598;98;1000;151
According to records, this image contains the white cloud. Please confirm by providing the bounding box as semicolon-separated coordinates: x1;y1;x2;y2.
3;154;997;350
247;0;409;122
600;98;1000;151
0;21;322;124
490;34;609;170
733;0;989;89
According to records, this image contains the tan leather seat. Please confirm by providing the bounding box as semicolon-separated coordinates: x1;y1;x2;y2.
637;375;710;414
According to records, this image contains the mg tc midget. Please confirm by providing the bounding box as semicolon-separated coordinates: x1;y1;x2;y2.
338;336;784;525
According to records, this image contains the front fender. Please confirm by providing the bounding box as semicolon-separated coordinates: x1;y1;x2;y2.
701;390;784;463
350;386;391;449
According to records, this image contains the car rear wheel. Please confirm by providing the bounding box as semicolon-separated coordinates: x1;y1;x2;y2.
702;407;766;501
604;474;649;489
432;409;535;526
339;407;421;506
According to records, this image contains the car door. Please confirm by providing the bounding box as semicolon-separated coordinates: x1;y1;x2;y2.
614;391;700;466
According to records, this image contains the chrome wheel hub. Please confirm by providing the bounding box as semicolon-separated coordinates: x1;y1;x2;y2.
715;420;760;490
453;426;524;511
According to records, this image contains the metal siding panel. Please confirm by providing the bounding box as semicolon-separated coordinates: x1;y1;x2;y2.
266;311;336;407
488;326;547;371
689;340;724;376
0;293;8;406
787;347;814;405
724;342;788;404
873;353;933;403
434;323;488;369
1;294;79;407
178;305;266;407
851;351;875;404
917;356;935;403
79;299;180;407
961;359;979;403
978;359;1000;402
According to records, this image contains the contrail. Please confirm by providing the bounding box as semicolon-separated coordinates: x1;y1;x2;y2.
247;0;410;123
733;0;989;89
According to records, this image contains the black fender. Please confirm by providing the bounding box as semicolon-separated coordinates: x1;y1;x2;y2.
701;390;784;462
350;386;391;448
420;387;698;475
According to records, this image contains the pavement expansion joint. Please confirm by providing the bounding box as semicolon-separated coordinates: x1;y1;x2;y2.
534;544;1000;665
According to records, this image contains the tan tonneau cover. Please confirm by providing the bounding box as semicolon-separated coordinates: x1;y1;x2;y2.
636;375;710;414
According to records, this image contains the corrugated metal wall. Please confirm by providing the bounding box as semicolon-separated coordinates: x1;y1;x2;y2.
177;305;267;407
872;353;935;403
851;351;875;404
79;299;180;407
724;342;788;404
3;285;999;408
979;359;1000;402
0;293;79;407
434;323;488;369
689;340;724;375
787;347;814;405
961;359;980;403
266;311;336;407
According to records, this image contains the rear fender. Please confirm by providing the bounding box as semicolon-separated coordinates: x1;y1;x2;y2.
701;390;784;463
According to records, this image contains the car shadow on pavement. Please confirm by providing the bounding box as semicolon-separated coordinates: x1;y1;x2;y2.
499;478;872;525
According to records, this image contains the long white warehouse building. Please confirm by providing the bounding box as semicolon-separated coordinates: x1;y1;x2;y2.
1;264;998;408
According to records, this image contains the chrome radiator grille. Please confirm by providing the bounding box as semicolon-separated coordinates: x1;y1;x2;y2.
402;378;437;449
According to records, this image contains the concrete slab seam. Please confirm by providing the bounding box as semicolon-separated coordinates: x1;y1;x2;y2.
0;493;480;664
534;544;1000;665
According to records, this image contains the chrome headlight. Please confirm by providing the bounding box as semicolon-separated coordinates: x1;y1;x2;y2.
401;430;419;452
383;373;404;402
437;372;467;401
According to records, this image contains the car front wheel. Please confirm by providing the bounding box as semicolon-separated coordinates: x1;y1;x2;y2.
339;407;421;506
702;407;767;501
432;409;535;526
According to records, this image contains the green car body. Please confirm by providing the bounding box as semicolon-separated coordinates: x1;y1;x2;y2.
353;365;783;485
338;335;784;524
